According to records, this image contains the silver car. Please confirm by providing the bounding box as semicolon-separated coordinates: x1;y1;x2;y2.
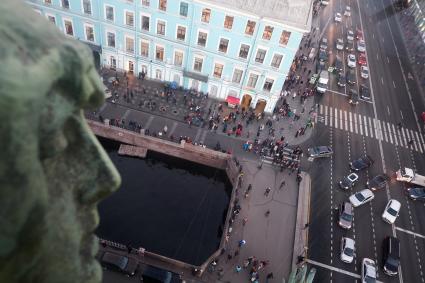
308;146;333;158
338;202;353;229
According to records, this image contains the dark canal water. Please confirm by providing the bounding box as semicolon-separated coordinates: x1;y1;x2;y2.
96;138;232;266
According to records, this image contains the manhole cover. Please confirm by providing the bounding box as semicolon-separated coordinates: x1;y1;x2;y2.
159;106;167;112
172;109;179;115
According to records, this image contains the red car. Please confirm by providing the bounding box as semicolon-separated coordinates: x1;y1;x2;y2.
358;54;367;65
356;29;363;40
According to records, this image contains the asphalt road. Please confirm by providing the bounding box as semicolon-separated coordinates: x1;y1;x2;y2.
307;0;425;282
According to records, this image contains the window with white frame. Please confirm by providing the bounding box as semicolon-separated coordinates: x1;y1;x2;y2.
197;31;207;47
157;20;166;35
193;57;203;72
239;44;249;59
141;15;150;31
85;25;94;42
218;38;229;53
110;56;116;69
180;2;188;17
64;20;73;36
142;0;150;6
255;49;266;63
174;50;183;66
247;73;258;88
263;78;274;91
141;40;149;57
232;69;243;84
213;63;224;78
156;45;164;61
107;32;115;47
125;11;134;27
125;37;134;53
271;54;283;68
47;15;56;24
61;0;69;9
156;69;162;80
262;26;273;40
280;30;291;46
83;0;91;15
224;15;234;29
201;8;211;23
159;0;167;11
245;20;256;35
177;26;186;41
105;6;114;21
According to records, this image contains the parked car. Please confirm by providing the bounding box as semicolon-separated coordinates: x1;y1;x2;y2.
321;0;330;5
406;187;425;201
382;199;401;224
340;172;359;189
347;30;354;41
344;6;351;17
360;84;371;100
346;69;356;85
382;236;400;276
350;155;374;171
336;38;344;50
338;72;347;87
349;89;359;105
340;237;355;263
338;202;353;229
100;252;138;277
347;54;356;68
320;37;328;51
357;39;366;52
358;53;367;65
362;258;377;283
349;189;374;207
367;174;389;191
335;12;342;22
361;65;369;79
308;146;333;158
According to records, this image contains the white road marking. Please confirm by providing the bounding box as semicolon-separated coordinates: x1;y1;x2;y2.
415;131;424;153
325;105;328;126
400;110;404;119
387;56;390;63
369;117;374;138
349;112;353;133
396;227;425;239
393;81;396;88
410;129;419;151
168;122;178;137
122;109;131;120
320;104;323;114
381;77;384;85
381;120;387;142
330;107;333;127
387;122;393;144
377;53;379;60
372;33;375;38
363;116;368;137
354;113;358;134
401;127;408;146
344;110;348;131
340;109;343;130
392;124;398;146
387;106;390;115
144;115;155;129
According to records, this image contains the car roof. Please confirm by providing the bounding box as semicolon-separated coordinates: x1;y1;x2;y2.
388;199;401;209
344;237;355;247
360;189;373;196
343;201;353;212
387;236;400;257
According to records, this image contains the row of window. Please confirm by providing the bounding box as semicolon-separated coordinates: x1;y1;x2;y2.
43;0;292;46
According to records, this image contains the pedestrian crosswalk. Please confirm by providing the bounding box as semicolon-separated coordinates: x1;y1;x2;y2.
317;105;425;153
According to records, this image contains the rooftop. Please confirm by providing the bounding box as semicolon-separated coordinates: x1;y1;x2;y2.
203;0;314;32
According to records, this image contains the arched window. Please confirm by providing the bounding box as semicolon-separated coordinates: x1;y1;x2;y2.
155;69;162;80
210;85;218;97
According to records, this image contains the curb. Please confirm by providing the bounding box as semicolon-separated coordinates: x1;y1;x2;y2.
291;172;311;270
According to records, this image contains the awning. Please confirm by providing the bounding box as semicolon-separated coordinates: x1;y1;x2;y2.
226;96;240;105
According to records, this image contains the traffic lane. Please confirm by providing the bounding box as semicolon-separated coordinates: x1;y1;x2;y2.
380;0;425;125
330;129;359;274
308;123;333;264
396;229;425;283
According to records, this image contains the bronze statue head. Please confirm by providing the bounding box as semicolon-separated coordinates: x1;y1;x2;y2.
0;1;121;282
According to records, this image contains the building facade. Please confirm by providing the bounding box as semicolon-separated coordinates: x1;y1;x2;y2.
27;0;313;113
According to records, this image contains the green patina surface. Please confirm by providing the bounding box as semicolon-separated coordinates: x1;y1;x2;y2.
0;1;121;282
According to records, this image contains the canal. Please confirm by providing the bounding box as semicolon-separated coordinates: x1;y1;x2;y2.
96;138;232;266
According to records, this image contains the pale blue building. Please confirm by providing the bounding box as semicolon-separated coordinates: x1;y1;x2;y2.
27;0;313;113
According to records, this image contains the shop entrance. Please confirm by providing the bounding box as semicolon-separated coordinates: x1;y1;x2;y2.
128;61;134;73
241;94;252;110
254;99;267;114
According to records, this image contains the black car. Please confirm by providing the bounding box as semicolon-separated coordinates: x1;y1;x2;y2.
350;155;374;171
335;56;343;72
349;89;359;105
339;173;359;190
406;187;425;201
337;72;346;87
382;236;400;276
367;174;389;191
346;70;356;85
345;39;354;52
319;49;328;63
360;84;370;100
